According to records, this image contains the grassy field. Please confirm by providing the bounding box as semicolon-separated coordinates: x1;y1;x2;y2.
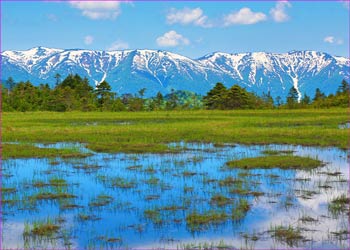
2;108;348;159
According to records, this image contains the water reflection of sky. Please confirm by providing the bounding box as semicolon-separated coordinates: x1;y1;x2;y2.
2;143;349;249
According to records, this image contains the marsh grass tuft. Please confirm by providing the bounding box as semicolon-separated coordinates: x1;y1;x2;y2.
2;187;17;193
49;178;68;187
182;171;197;177
226;155;323;170
24;218;60;238
126;165;142;171
269;225;305;247
78;213;100;221
89;194;113;208
299;216;318;223
328;194;350;216
186;210;229;231
32;192;76;200
111;177;136;189
210;194;232;207
144;209;163;224
262;149;294;155
219;177;243;187
73;164;101;172
145;177;160;185
232;199;250;221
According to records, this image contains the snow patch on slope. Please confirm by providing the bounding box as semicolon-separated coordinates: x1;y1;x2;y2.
1;47;349;98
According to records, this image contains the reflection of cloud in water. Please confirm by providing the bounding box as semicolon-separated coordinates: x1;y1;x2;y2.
2;221;25;249
2;143;348;249
3;215;79;249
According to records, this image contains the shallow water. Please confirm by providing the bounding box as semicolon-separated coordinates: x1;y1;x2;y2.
2;143;349;249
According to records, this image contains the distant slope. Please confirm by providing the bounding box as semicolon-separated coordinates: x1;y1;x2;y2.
2;47;349;98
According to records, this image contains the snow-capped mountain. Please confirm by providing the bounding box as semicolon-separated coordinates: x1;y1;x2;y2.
2;46;349;99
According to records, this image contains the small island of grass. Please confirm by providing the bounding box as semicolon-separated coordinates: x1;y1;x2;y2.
226;155;323;170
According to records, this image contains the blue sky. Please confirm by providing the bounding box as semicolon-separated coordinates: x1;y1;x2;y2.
2;1;349;58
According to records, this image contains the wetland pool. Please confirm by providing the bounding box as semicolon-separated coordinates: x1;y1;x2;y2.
1;143;349;249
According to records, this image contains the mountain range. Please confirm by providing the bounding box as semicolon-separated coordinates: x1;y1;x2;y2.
2;47;349;99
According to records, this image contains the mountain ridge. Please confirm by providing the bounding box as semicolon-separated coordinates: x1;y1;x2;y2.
2;47;349;99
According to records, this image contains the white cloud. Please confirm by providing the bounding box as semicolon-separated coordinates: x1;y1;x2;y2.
156;30;190;47
69;1;121;20
324;36;335;44
84;35;94;45
224;8;267;26
166;7;212;28
107;40;129;51
270;1;292;22
324;36;343;45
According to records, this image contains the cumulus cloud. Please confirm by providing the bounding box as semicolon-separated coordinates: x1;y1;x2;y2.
166;7;212;28
69;1;121;20
107;40;129;51
84;35;94;45
324;36;335;44
156;30;190;47
224;8;267;26
270;1;292;22
324;36;343;45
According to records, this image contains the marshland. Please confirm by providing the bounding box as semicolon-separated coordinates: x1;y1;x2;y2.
1;109;349;249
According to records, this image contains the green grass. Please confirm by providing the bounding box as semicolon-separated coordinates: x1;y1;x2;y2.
144;209;163;224
89;194;113;208
261;149;294;155
186;210;229;231
2;109;349;158
219;177;243;187
210;194;232;206
111;177;136;189
49;178;68;187
226;155;323;170
232;199;250;221
328;194;350;216
23;218;60;238
32;192;77;200
1;187;17;193
2;143;91;160
269;225;305;247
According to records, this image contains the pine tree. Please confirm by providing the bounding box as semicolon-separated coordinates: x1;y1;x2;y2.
6;77;16;92
138;88;146;98
166;89;178;110
226;85;250;109
203;82;228;110
54;73;61;86
155;92;164;110
337;79;349;95
286;87;299;108
275;96;282;107
313;88;326;102
301;94;311;105
262;91;274;108
95;80;113;108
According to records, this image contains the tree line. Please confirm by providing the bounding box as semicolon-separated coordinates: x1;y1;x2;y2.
1;74;202;112
1;74;349;112
204;80;349;109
